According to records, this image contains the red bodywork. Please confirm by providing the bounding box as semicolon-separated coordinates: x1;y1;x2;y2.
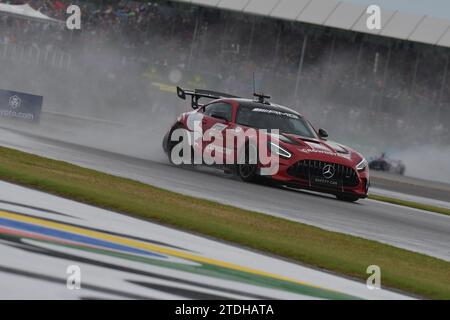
164;98;369;199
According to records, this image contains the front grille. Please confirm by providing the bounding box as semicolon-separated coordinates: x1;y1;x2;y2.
287;160;359;187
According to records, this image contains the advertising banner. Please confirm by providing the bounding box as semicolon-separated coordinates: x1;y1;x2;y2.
0;89;43;122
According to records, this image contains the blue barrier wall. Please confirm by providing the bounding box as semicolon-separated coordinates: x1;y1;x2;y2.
0;89;43;122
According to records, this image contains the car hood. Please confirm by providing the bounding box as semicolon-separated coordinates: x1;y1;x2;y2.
280;134;363;166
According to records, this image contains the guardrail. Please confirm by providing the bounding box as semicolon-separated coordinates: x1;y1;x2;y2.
0;42;72;70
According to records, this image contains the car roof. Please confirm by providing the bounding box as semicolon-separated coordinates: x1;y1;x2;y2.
226;98;303;117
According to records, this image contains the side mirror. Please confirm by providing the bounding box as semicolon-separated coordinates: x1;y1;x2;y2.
210;111;229;122
318;128;329;140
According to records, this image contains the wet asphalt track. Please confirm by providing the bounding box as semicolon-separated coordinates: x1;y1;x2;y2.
0;126;449;262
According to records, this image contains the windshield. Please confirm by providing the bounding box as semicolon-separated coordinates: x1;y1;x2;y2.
236;106;317;139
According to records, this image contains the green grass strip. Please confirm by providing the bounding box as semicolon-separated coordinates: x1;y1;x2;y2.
0;146;449;299
369;194;450;216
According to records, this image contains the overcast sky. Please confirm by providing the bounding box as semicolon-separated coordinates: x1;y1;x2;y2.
343;0;450;20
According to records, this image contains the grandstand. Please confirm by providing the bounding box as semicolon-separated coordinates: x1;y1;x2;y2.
0;0;449;150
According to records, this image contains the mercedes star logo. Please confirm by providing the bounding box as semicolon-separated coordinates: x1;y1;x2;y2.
322;164;335;179
9;95;21;109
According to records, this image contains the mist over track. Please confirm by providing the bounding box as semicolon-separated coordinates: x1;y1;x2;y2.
0;117;449;262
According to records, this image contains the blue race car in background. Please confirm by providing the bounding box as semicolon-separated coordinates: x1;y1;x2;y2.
369;153;406;175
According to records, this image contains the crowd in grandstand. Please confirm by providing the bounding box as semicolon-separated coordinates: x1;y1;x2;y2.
0;0;449;147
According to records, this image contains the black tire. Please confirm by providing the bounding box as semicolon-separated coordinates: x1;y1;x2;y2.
236;143;258;182
167;124;193;166
336;194;360;202
381;161;390;172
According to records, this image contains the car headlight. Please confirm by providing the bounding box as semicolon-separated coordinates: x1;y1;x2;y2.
356;158;368;171
269;142;292;159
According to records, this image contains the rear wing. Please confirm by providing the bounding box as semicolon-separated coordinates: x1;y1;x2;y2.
176;86;239;109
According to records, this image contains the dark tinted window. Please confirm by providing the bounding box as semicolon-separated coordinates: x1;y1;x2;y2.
236;106;317;138
203;102;232;121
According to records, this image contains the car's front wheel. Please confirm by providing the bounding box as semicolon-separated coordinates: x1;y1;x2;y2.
236;143;258;182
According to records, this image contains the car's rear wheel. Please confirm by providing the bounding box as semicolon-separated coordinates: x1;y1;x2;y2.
237;143;258;182
167;124;193;166
336;194;360;202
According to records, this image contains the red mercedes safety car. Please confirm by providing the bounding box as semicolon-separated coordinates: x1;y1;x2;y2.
163;87;369;202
